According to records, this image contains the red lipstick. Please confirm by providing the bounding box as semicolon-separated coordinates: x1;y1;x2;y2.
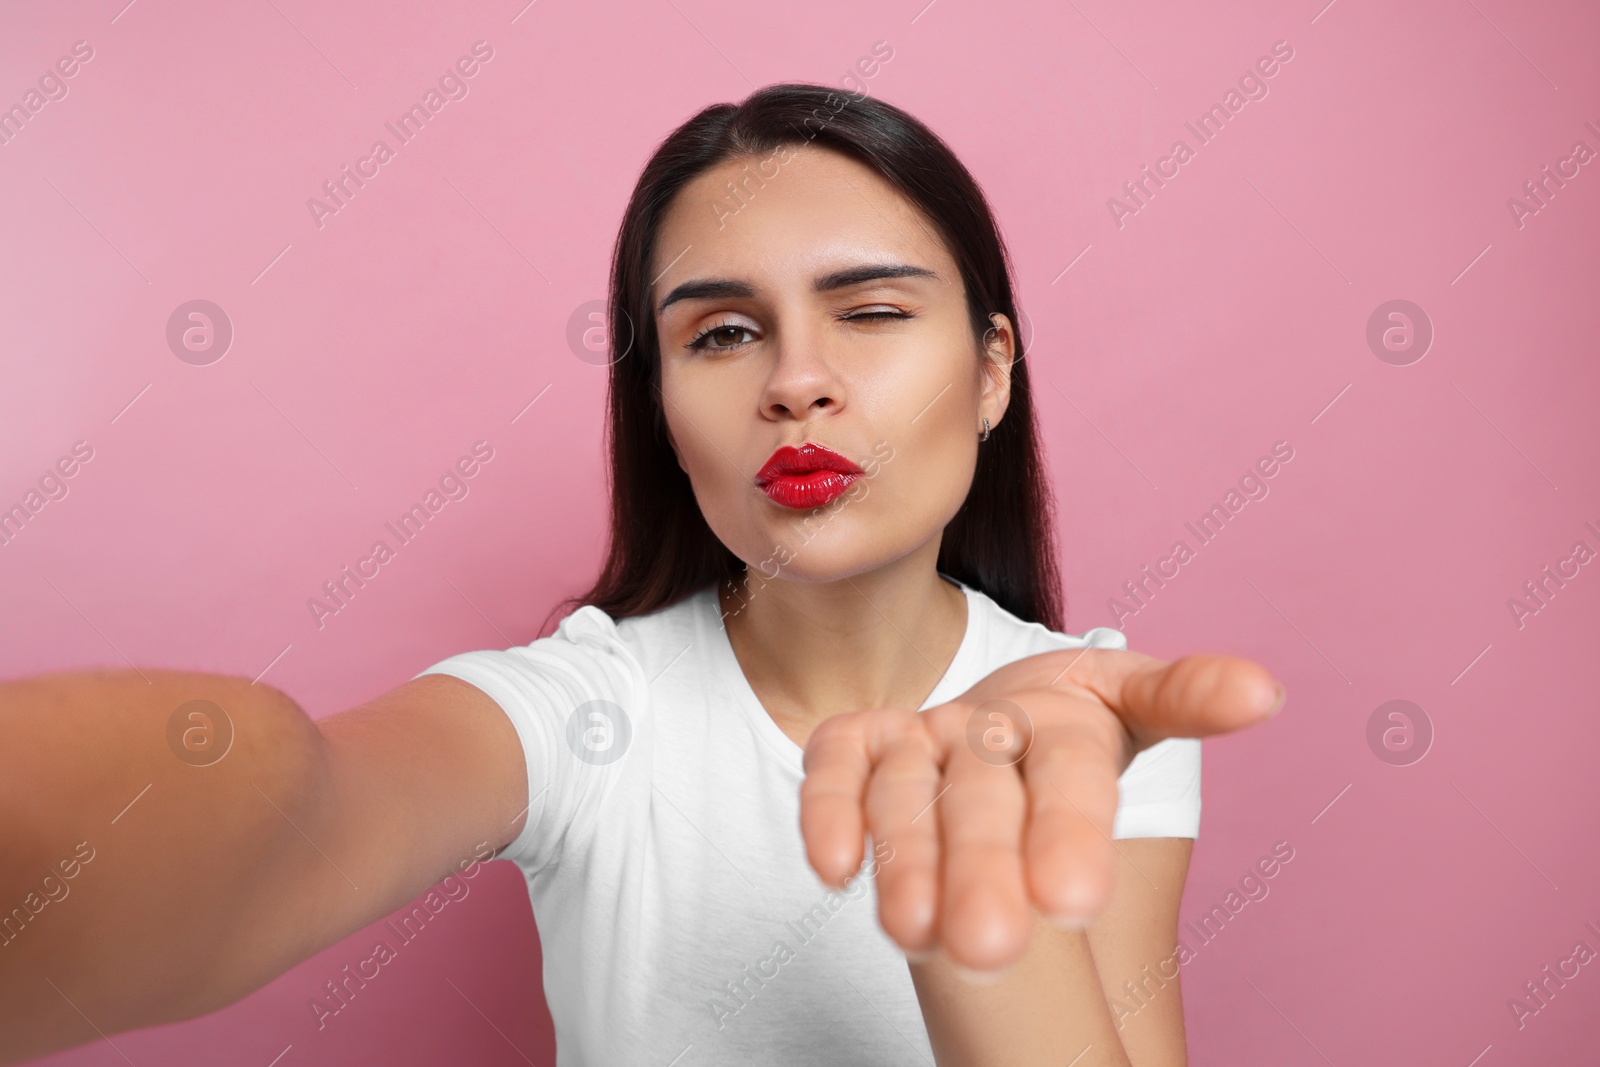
755;442;865;509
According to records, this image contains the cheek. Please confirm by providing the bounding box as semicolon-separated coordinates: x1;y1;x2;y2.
661;366;766;545
850;350;981;520
885;402;978;528
665;406;739;500
661;362;735;470
870;342;979;483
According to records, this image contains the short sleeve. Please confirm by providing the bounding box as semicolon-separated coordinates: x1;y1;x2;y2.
1075;626;1202;840
412;605;648;871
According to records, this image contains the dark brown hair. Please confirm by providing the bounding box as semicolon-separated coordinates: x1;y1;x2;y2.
546;82;1064;634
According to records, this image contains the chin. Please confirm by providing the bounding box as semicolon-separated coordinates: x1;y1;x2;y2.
736;528;918;587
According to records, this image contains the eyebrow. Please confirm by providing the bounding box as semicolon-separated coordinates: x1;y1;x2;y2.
655;262;939;315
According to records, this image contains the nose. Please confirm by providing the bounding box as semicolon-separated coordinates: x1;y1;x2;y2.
759;319;843;421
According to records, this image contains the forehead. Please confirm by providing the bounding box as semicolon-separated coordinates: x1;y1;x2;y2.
650;145;953;298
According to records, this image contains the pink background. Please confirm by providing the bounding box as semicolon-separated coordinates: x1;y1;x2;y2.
4;0;1597;1063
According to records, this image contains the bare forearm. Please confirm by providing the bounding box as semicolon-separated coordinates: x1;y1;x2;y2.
0;669;329;1064
908;911;1133;1067
1087;943;1188;1067
1082;838;1194;1067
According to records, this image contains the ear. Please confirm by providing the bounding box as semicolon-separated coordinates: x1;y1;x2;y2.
979;313;1016;431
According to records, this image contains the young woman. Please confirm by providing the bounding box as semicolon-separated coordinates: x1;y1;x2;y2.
0;84;1282;1066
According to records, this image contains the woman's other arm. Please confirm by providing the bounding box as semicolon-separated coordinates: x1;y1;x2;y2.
906;837;1191;1067
0;668;526;1065
1084;838;1192;1065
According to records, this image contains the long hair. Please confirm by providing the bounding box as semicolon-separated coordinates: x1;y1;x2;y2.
547;82;1064;634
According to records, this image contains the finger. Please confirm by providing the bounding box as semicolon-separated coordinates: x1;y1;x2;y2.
1056;649;1283;748
800;709;927;890
1016;689;1125;924
860;722;944;956
798;711;876;889
921;729;1034;974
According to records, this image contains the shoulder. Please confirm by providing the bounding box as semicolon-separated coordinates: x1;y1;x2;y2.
963;585;1202;834
409;588;716;868
964;584;1129;659
414;587;710;710
605;586;713;676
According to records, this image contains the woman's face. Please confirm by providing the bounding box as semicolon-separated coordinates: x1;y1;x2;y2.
650;144;1013;585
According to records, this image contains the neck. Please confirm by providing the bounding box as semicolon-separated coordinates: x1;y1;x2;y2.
717;543;968;748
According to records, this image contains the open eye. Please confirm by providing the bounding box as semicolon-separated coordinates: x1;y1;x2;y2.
686;321;758;352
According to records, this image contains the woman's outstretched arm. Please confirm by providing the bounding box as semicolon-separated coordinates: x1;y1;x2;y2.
0;668;527;1066
802;646;1278;1065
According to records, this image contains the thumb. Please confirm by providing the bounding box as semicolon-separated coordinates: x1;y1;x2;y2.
1113;654;1284;748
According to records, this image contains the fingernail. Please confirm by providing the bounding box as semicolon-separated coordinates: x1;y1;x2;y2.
904;947;938;965
1267;683;1286;716
1046;911;1091;930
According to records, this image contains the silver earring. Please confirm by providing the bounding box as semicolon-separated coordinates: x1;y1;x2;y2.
980;417;990;442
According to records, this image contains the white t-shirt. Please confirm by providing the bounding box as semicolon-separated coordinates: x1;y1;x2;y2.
416;575;1200;1067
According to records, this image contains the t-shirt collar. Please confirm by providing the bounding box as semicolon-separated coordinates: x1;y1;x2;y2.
700;577;986;772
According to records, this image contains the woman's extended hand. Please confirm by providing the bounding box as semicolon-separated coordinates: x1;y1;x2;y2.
798;647;1282;974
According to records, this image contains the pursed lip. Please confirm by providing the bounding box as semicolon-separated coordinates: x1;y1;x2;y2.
755;442;864;486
